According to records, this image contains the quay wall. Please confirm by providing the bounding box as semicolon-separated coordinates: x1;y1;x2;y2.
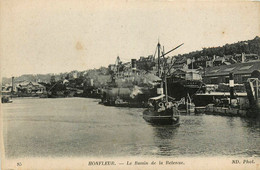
195;105;258;118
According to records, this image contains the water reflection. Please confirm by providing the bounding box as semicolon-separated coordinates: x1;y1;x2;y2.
243;118;260;127
226;117;235;127
151;125;179;156
241;118;260;134
152;125;178;139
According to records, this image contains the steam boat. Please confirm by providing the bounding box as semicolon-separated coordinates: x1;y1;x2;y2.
143;95;180;125
143;41;183;125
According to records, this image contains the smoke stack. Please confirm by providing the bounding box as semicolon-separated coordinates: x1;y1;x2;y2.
11;77;14;93
131;59;137;72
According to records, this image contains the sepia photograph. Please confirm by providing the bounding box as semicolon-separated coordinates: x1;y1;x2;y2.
1;0;260;169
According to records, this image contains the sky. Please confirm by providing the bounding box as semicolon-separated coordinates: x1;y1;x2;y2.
0;0;259;78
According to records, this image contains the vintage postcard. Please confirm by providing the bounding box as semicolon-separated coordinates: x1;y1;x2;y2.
1;0;260;169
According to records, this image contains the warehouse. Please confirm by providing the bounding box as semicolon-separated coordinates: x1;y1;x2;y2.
203;60;260;84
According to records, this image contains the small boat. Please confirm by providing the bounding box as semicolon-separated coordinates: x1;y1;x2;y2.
102;99;115;106
143;95;180;125
1;95;13;103
115;97;129;107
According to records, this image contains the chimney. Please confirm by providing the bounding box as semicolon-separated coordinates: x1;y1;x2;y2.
131;59;137;73
241;53;245;63
11;77;14;93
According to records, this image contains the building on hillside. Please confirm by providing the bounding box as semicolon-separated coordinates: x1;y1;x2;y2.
185;70;202;81
139;55;154;62
136;55;155;71
191;60;207;69
2;84;15;93
224;55;237;65
244;53;260;61
172;69;202;80
234;53;259;63
108;56;124;74
172;69;186;79
139;56;145;61
203;60;260;84
16;81;46;94
187;56;206;69
72;72;78;79
171;63;188;70
186;56;214;69
137;60;155;71
213;56;225;66
2;77;16;94
206;60;214;67
174;56;187;65
165;57;173;64
108;64;117;72
122;62;134;77
188;59;208;69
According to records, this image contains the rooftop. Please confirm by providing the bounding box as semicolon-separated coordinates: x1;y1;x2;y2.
204;60;260;77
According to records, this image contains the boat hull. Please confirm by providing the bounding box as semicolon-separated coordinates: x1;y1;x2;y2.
166;78;203;100
100;87;157;108
143;108;180;125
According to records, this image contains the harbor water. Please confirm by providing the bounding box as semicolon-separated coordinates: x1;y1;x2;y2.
2;98;260;158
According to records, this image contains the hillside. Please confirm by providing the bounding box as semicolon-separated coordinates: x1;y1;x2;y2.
174;36;260;62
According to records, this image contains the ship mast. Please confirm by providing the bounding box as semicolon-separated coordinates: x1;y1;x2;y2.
159;42;184;101
162;46;168;102
157;42;161;77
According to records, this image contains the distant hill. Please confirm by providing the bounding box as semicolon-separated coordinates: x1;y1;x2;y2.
174;36;260;63
2;74;52;85
2;73;72;85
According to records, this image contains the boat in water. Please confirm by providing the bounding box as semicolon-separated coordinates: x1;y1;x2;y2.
1;95;13;103
143;42;184;125
101;86;158;107
143;94;180;125
166;71;205;101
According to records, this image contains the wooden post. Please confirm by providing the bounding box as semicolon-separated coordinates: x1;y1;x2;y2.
186;94;189;114
229;72;235;99
256;79;259;100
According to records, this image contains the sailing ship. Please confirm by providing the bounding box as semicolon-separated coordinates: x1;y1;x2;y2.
143;42;183;125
